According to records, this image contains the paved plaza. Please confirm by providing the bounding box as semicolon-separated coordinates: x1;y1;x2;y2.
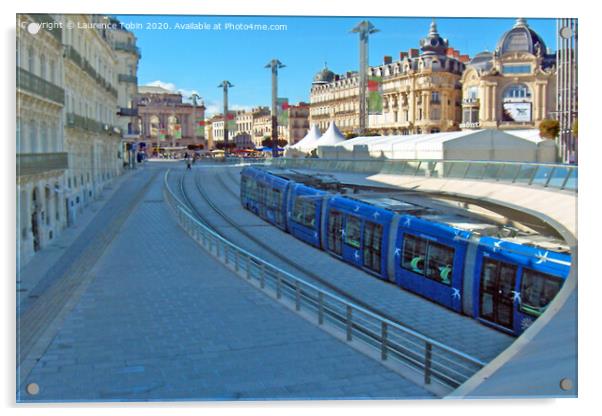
17;164;431;402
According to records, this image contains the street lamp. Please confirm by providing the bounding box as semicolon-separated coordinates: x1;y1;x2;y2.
351;20;378;135
218;81;234;153
265;59;285;158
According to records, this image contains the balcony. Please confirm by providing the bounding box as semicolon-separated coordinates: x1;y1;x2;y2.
17;152;68;177
113;42;141;57
17;67;65;105
117;107;138;117
118;74;138;84
462;98;480;106
64;46;118;98
29;14;62;43
66;113;121;135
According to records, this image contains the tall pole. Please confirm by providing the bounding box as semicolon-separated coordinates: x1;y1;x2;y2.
351;20;378;135
265;59;285;158
218;81;234;152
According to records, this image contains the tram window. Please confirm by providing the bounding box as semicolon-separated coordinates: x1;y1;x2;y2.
344;215;361;249
402;234;427;275
520;269;563;317
328;210;343;255
363;221;383;272
425;242;454;285
257;183;266;205
292;197;316;228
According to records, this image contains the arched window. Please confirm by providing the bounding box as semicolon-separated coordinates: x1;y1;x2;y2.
150;115;160;137
503;83;531;100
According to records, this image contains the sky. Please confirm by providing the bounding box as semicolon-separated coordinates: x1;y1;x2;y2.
114;15;558;116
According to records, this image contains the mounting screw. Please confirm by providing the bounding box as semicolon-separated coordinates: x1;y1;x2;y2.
559;378;573;391
26;383;40;395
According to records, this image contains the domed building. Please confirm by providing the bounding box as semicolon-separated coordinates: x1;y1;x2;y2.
460;18;556;130
309;20;469;135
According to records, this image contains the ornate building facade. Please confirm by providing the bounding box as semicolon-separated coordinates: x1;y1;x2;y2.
136;85;206;149
459;18;557;131
17;14;141;266
309;21;468;136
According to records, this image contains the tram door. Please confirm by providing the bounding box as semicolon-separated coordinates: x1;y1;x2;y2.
327;210;343;255
479;259;517;329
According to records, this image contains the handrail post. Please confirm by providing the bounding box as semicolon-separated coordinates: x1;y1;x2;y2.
527;165;539;185
544;166;556;188
295;281;301;311
234;250;240;272
560;168;572;190
424;342;433;385
381;322;388;360
224;246;229;265
346;305;353;341
318;292;324;325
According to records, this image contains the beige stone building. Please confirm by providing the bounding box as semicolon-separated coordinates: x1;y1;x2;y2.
283;103;310;145
309;21;469;136
110;16;141;140
17;14;68;265
459;18;557;131
61;15;124;224
136;86;206;150
17;14;140;266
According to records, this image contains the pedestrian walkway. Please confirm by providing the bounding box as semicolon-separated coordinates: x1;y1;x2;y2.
18;166;431;402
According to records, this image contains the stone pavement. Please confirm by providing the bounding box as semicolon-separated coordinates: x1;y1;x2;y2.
18;164;431;402
180;165;514;363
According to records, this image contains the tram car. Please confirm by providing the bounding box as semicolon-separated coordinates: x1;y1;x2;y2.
240;166;572;336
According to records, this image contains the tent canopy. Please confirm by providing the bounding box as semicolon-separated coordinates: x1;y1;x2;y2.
290;124;322;152
316;121;345;146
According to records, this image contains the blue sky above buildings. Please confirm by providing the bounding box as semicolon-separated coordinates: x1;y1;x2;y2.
115;15;557;115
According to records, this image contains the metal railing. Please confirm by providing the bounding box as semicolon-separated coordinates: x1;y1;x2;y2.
113;42;141;57
66;113;121;136
17;67;65;105
268;158;578;192
64;46;118;98
29;14;62;43
118;74;138;84
17;152;68;176
163;171;486;394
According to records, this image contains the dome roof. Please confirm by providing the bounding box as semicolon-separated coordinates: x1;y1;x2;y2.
313;64;335;84
419;19;449;55
496;18;547;56
469;51;494;71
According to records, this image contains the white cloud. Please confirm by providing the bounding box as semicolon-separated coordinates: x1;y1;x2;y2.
145;80;200;103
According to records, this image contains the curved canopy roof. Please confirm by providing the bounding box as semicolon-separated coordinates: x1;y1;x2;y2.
290;124;322;152
316;121;346;146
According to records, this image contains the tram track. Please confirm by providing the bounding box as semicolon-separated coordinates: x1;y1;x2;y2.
172;166;429;336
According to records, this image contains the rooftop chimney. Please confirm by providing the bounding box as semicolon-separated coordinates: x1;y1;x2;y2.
459;54;470;63
399;51;408;60
409;48;419;58
384;55;392;64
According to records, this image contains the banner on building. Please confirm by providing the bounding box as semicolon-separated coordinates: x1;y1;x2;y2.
158;129;167;140
226;112;237;132
173;124;182;139
195;117;205;136
277;98;289;126
367;76;383;115
502;102;532;122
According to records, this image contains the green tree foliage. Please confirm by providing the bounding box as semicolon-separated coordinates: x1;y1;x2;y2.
572;119;578;138
539;119;560;139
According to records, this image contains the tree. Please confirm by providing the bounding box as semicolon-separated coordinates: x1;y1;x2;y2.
345;133;358;140
539;119;560;139
572;119;578;139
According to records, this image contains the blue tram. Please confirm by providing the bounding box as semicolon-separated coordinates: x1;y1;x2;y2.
239;166;572;336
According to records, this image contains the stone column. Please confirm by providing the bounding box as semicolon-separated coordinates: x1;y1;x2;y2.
491;85;497;122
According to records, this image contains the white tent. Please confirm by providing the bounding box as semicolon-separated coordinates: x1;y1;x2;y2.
287;124;322;153
317;129;555;162
316;121;346;147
